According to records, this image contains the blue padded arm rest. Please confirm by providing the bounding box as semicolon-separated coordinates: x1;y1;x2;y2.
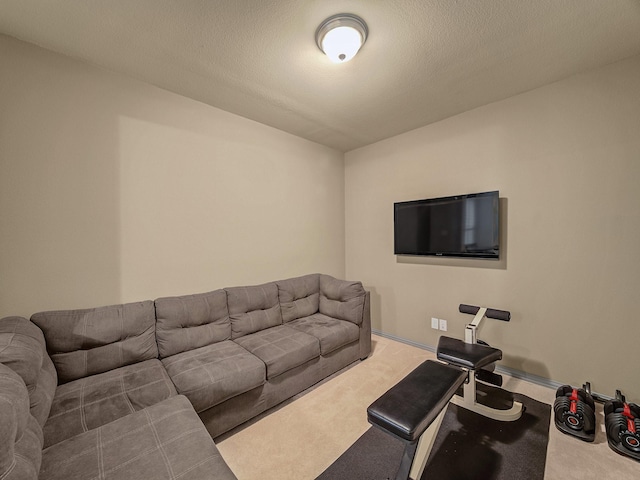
367;360;467;442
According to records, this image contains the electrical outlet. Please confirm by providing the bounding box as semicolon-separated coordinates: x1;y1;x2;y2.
431;317;439;329
439;319;448;331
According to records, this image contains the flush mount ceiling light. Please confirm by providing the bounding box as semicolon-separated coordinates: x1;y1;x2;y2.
315;13;368;63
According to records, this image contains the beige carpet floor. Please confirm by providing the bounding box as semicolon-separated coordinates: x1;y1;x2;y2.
216;335;640;480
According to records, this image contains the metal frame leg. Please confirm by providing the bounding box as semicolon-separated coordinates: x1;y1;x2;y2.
393;406;448;480
395;441;418;480
408;406;448;480
451;371;523;422
455;307;523;422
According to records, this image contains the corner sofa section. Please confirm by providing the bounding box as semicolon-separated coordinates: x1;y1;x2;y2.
0;273;370;479
0;315;235;480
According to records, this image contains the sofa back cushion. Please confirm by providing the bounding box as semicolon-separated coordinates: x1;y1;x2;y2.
226;282;282;339
277;274;320;323
155;289;231;358
31;301;158;384
0;317;57;427
319;274;366;325
0;363;43;480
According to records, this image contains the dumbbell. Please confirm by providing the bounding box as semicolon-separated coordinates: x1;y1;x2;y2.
604;391;640;458
553;385;596;441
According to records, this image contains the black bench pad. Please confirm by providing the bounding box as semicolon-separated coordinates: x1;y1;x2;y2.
367;360;467;442
437;336;502;370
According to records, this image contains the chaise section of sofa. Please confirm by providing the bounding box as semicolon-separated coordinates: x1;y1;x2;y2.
0;314;237;480
39;395;236;480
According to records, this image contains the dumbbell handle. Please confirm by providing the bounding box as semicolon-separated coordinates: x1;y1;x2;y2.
459;304;511;322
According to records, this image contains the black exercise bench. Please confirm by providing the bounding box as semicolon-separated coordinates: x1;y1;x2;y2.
438;305;523;422
367;305;522;480
368;360;467;480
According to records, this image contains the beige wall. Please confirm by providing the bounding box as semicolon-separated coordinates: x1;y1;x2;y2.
345;55;640;399
0;35;345;318
2;32;639;399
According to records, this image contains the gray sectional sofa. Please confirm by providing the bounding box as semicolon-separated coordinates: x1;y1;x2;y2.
0;273;371;480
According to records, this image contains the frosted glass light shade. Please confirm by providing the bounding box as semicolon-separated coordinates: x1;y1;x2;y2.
321;26;363;63
316;14;368;64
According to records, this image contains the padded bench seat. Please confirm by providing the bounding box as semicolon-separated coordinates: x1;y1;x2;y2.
436;336;502;370
368;360;467;442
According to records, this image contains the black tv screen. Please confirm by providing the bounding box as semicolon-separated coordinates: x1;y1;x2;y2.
394;191;500;258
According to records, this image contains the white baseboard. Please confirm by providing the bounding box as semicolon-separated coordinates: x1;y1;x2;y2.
371;329;612;400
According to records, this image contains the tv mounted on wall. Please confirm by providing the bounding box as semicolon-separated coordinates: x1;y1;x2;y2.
394;190;500;259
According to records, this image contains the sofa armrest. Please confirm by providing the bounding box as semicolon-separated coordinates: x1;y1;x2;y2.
360;291;372;360
0;363;42;480
0;316;57;427
317;275;371;360
319;274;366;325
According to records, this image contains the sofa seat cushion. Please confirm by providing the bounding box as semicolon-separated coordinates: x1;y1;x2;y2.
234;325;320;379
39;395;237;480
161;340;265;413
287;314;360;355
43;359;177;448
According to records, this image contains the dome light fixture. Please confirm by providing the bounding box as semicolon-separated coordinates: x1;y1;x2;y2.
315;13;368;64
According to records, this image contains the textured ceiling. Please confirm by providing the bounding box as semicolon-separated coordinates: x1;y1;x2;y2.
2;0;640;152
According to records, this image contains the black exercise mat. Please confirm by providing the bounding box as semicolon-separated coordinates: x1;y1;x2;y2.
316;390;550;480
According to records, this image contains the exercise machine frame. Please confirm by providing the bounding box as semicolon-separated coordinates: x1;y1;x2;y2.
448;304;523;422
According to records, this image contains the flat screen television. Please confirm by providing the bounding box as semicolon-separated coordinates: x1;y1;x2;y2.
394;190;500;258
